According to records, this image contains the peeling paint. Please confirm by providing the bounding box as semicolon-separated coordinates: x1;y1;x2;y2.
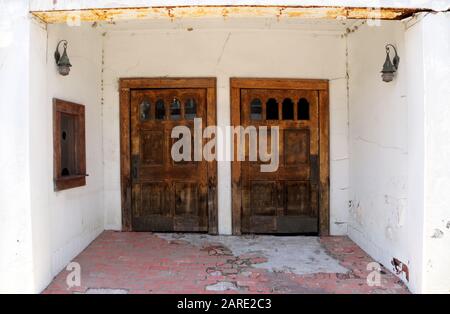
431;229;444;239
391;257;409;282
30;6;426;24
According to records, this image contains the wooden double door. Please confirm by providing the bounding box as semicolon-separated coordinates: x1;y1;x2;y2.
120;78;328;235
231;78;330;235
123;78;217;233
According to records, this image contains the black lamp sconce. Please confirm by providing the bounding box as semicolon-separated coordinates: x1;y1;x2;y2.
54;40;72;76
381;44;400;82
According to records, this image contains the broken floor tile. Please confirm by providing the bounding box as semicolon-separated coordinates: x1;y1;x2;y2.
43;231;409;294
205;281;240;291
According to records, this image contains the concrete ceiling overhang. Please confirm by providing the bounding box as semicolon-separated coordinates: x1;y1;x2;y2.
29;0;450;11
31;5;435;24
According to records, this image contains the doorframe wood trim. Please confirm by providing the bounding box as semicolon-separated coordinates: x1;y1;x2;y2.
119;77;218;234
230;78;329;90
230;78;330;235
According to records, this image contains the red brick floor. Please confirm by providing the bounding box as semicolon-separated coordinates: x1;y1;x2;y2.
43;231;409;294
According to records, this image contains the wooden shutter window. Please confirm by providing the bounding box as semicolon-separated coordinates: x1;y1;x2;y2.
53;98;87;191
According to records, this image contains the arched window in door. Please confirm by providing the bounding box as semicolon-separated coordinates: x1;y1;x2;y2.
170;98;181;120
250;98;262;120
282;98;294;120
266;98;279;120
184;98;197;120
298;98;310;120
155;99;165;120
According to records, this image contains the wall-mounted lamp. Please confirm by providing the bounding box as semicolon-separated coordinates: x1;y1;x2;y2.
54;40;72;76
381;44;400;82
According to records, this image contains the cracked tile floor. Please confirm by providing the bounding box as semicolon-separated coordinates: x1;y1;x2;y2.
43;231;409;294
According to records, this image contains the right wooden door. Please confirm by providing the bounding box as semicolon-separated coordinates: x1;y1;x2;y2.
240;88;320;234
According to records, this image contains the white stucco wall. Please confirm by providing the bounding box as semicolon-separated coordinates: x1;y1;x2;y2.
402;12;450;294
347;14;450;293
347;20;415;290
404;13;427;294
27;23;104;292
0;1;35;293
101;18;350;235
418;12;450;294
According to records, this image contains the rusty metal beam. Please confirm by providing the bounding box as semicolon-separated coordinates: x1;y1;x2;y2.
31;5;426;24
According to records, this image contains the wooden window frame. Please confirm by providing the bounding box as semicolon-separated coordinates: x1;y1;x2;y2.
53;98;87;191
119;78;218;233
230;78;330;235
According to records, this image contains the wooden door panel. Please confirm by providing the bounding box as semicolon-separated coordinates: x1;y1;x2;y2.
247;216;277;233
285;181;311;216
284;129;310;166
140;131;164;165
174;216;201;232
140;182;165;215
277;216;318;233
175;182;199;215
250;181;278;215
133;215;173;232
240;87;320;234
130;88;209;232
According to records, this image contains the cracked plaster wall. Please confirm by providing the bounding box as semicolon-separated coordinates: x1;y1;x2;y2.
347;20;411;290
347;13;450;293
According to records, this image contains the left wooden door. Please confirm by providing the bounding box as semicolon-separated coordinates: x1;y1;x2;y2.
130;88;209;232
